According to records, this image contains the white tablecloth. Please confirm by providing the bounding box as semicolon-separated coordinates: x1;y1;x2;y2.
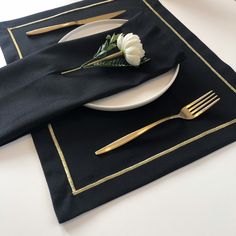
0;1;235;235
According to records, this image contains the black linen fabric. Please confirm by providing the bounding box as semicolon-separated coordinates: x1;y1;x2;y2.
0;0;235;223
0;13;184;146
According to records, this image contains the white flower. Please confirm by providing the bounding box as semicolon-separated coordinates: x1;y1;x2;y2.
117;33;145;66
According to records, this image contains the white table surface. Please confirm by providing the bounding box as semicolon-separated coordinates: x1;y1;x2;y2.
0;0;235;235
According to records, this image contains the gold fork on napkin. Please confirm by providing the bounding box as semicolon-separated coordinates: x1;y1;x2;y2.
95;90;220;155
26;10;126;36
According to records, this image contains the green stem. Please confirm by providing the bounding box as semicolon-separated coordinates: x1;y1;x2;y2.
84;51;123;68
61;51;123;75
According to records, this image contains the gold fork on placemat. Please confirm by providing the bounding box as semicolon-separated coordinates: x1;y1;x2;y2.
95;90;220;155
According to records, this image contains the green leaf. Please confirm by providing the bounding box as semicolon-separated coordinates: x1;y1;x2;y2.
106;35;111;40
110;33;120;43
93;33;121;59
87;58;130;68
85;57;151;69
106;43;117;51
141;57;151;64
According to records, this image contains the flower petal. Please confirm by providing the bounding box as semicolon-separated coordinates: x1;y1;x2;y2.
116;33;146;66
123;33;134;41
125;54;141;66
126;46;145;58
125;46;141;56
123;39;140;49
117;34;124;50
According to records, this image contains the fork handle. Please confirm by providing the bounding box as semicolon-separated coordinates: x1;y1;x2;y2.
95;114;180;155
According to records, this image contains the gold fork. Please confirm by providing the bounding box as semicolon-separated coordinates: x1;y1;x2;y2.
95;90;220;155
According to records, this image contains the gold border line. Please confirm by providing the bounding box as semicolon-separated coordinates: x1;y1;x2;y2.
48;124;76;193
143;0;236;94
7;28;23;59
9;0;114;30
59;119;236;195
6;0;236;196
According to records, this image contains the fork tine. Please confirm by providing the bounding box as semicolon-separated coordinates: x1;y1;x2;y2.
191;95;218;114
186;90;214;109
192;98;220;118
188;92;216;112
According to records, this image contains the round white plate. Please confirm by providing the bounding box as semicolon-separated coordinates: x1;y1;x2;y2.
59;19;179;111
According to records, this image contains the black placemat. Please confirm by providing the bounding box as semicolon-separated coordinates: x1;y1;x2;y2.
0;0;235;223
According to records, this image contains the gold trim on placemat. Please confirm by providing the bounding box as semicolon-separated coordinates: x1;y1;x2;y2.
7;0;114;59
52;119;236;195
143;0;236;94
6;0;236;196
48;124;77;193
9;0;114;30
7;28;23;59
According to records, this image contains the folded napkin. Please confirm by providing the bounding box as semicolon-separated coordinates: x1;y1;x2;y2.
0;12;184;146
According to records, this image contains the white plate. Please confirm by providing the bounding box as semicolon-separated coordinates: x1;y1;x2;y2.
59;19;179;111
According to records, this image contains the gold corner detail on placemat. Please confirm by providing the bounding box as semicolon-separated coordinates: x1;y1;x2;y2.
143;0;236;94
7;28;23;59
6;1;236;196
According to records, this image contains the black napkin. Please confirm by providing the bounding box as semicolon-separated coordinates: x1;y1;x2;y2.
0;12;184;147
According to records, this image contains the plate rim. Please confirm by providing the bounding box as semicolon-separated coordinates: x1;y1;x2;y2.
59;19;128;43
85;64;180;111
